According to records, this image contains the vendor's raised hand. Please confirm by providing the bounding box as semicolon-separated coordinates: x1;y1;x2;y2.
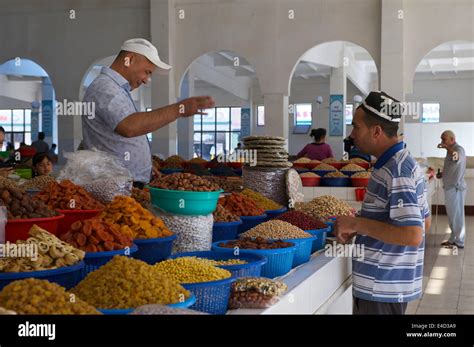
334;216;358;244
437;143;448;149
178;96;215;118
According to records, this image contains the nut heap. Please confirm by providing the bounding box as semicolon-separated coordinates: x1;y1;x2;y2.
218;192;265;217
294;195;354;220
275;211;327;230
35;180;104;210
0;177;18;190
206;176;243;193
218;237;293;250
321;158;339;163
154;257;231;283
0;184;58;219
340;164;365;172
229;277;288;309
324;171;348;178
241;188;282;211
150;173;221;192
71;256;190;309
352;171;371;179
101;196;173;239
0;225;85;272
19;175;56;191
300;172;320;178
131;187;151;208
313;163;337;171
60;218;133;253
240;220;311;240
0;278;100;314
213;204;240;223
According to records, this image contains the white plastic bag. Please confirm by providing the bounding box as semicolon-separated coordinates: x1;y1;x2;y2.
57;149;133;203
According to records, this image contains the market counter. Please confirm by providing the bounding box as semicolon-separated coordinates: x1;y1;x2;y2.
227;251;352;315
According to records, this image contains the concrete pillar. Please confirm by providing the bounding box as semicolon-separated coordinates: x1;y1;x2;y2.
150;0;178;157
262;93;289;147
177;71;194;159
327;67;347;159
381;0;406;133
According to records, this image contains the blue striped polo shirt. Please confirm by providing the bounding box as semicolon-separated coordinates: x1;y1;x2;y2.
353;142;430;303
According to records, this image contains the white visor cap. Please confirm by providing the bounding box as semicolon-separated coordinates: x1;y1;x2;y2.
121;38;172;72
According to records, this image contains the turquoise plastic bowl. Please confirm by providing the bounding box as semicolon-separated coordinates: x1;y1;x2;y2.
148;187;224;215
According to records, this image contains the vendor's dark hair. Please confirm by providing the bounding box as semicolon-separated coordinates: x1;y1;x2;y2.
33;153;52;166
0;126;4;134
310;128;327;142
358;107;399;138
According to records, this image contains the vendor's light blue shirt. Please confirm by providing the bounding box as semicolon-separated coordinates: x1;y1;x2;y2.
82;67;151;183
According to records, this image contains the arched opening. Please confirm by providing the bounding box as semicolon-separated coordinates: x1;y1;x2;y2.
178;50;262;160
287;41;379;158
405;40;474;158
0;58;57;152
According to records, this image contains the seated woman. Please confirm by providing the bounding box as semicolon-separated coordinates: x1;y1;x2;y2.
296;128;334;161
32;153;54;177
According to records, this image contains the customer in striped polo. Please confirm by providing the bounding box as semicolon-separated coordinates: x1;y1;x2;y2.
334;91;431;315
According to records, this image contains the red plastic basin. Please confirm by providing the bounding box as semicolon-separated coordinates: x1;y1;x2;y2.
58;209;103;235
5;214;65;243
355;188;367;201
327;162;345;170
300;176;321;187
351;177;370;187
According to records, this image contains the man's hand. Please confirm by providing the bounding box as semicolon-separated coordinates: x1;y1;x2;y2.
178;96;215;118
334;216;358;243
437;143;448;150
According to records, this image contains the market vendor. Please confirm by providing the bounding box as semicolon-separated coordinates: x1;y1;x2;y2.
32;152;54;177
334;91;431;315
296;128;334;160
82;38;215;187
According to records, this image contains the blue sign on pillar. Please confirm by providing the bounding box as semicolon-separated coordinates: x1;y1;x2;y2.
240;108;251;138
30;101;40;142
41;100;53;137
329;95;344;136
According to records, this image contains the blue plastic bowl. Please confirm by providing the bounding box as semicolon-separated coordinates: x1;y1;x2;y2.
83;244;138;277
279;236;316;267
160;168;183;175
320;177;351;187
0;261;85;290
326;219;336;236
181;276;235;315
305;226;331;253
98;294;197;314
212;220;242;242
148;187;224;216
169;250;267;278
341;170;363;177
313;170;336;177
212;240;296;278
265;207;288;221
234;169;243;177
132;234;177;265
237;214;267;234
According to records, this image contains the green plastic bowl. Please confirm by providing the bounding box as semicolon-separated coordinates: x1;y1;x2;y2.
147;187;224;216
0;151;10;159
15;168;33;179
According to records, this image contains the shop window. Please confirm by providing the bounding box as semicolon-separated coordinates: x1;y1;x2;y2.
145;107;153;141
345;104;354;125
421;103;440;123
193;107;241;160
0;109;32;149
295;103;312;126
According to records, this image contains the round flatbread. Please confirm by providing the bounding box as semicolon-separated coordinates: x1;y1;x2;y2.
242;135;286;142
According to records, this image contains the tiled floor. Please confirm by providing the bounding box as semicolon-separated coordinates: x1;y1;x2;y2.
406;215;474;315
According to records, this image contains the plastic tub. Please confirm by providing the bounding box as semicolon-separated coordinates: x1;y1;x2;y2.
355;188;367;201
212;220;242;242
292;162;308;169
169;250;267;278
228;162;243;169
212;240;297;278
279;236;316;267
160;168;183;175
5;214;65;243
306;226;331;253
313;170;336;177
237;214;267;234
15;168;33;179
57;209;103;236
0;261;85;290
133;234;177;265
341;170;363;177
352;177;370;187
181;276;235;315
327;162;345;170
83;243;138;277
148;187;224;215
265;207;287;221
0;151;9;159
300;176;321;187
320;177;351;187
98;294;197;315
326;218;336;237
233;169;243;177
